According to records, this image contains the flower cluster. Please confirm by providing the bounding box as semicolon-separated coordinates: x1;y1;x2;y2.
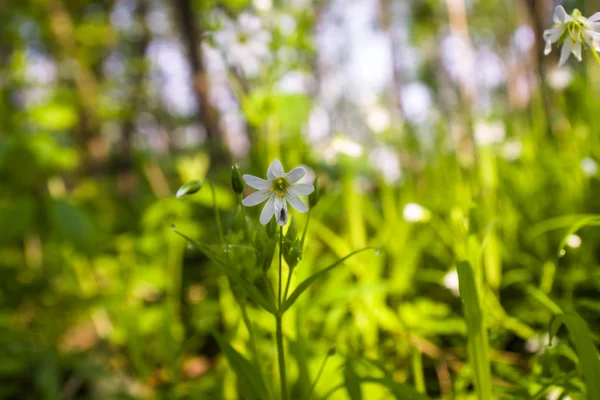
543;6;600;66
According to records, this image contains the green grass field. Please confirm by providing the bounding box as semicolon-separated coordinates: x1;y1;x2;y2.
2;0;600;399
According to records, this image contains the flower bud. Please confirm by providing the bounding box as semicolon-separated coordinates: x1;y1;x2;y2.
309;178;320;208
176;180;203;198
231;164;245;194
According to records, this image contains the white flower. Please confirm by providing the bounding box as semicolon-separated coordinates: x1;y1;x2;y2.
543;6;600;67
241;159;314;226
566;234;582;249
581;157;598;176
501;139;523;161
402;203;431;223
215;13;271;77
474;120;505;146
443;269;460;296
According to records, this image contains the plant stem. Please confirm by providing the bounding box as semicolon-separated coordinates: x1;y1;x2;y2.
301;209;312;246
308;351;332;399
238;194;251;239
279;226;283;309
209;181;225;245
283;268;293;303
276;315;288;400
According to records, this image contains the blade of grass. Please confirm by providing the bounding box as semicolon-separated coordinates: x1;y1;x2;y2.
549;313;600;400
457;260;493;399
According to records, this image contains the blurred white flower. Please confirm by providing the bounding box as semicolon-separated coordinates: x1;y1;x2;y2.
253;0;272;11
543;6;600;67
242;159;314;226
403;203;431;223
581;157;598;176
215;13;271;77
443;269;460;296
366;105;391;133
501;139;523;161
525;333;558;354
474;121;505;146
369;146;401;184
323;136;363;163
547;67;573;90
566;234;582;248
546;388;570;400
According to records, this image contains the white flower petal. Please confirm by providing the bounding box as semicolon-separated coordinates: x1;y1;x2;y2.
274;197;288;225
543;26;564;44
288;183;314;196
559;39;573;66
285;167;305;184
242;189;270;206
259;195;276;224
571;39;582;61
591;22;600;31
286;192;308;213
588;12;600;22
554;6;570;23
544;40;553;55
243;174;272;190
267;158;285;180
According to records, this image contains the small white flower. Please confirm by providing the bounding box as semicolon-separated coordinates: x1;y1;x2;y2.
543;6;600;67
474;120;505;147
566;234;582;249
501;139;523;161
443;269;460;296
581;157;598;176
215;13;271;77
402;203;431;223
242;158;314;226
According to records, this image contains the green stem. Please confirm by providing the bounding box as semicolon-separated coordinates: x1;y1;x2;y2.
412;347;426;394
301;209;312;246
276;315;288;400
278;226;283;309
238;194;251;239
209;182;225;245
308;351;331;399
283;267;293;303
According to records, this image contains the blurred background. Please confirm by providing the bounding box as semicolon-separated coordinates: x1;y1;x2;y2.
3;0;600;398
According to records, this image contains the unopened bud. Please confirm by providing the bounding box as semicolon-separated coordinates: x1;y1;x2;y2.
309;178;320;208
231;164;245;194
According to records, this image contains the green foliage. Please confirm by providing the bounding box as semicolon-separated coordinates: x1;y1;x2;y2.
549;313;600;400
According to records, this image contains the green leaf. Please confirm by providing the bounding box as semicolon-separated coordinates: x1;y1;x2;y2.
213;331;271;400
176;180;204;198
281;247;376;313
457;260;493;399
343;362;362;400
549;313;600;400
172;229;276;314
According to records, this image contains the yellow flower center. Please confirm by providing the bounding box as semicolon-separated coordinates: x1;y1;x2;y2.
270;177;288;197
